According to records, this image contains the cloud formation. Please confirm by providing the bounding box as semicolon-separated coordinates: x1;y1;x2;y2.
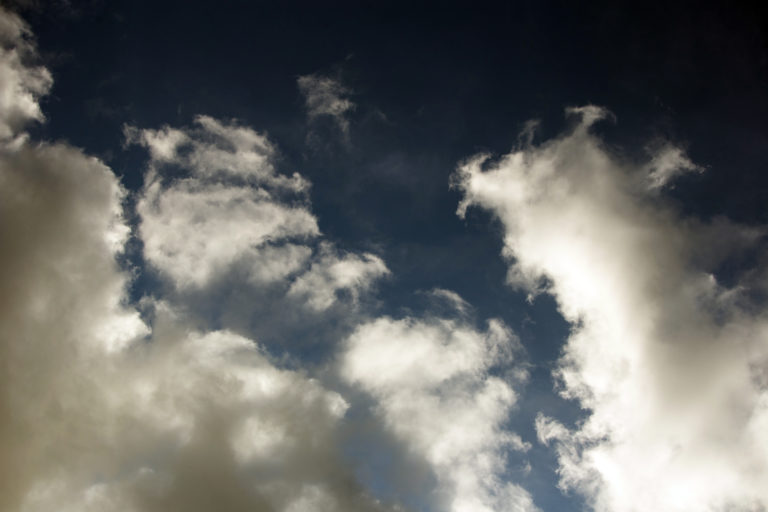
298;73;355;138
288;243;389;311
340;312;538;512
455;107;768;512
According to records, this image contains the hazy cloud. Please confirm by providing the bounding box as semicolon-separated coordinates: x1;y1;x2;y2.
455;106;768;512
644;142;703;190
130;117;387;314
298;73;355;138
288;243;389;311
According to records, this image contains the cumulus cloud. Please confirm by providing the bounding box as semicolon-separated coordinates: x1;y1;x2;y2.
644;142;703;190
298;73;355;138
455;106;768;512
0;141;389;511
129;116;387;314
340;312;538;512
0;7;52;143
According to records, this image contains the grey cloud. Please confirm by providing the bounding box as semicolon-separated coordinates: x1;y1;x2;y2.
0;141;148;511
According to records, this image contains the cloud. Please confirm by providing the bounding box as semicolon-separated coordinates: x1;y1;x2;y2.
455;106;768;512
0;138;148;510
0;7;52;143
298;73;355;138
0;13;398;511
0;140;390;511
129;116;387;315
340;313;538;512
288;242;389;311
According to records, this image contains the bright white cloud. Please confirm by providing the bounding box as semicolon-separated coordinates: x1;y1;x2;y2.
298;73;355;136
455;106;768;512
139;178;319;288
341;313;538;512
0;132;390;512
644;142;703;190
131;117;319;289
0;7;51;143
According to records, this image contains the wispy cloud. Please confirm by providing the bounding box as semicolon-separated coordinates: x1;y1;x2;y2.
298;73;355;142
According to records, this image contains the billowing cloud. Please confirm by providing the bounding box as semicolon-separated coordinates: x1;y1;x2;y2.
298;73;355;137
128;116;318;289
340;312;538;512
455;106;768;511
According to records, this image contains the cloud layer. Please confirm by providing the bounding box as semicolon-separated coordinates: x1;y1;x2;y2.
455;106;768;512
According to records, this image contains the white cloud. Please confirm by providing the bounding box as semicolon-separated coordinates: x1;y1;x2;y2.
131;115;388;317
455;106;768;512
0;7;52;143
288;243;390;311
298;73;355;137
340;314;538;512
131;117;319;289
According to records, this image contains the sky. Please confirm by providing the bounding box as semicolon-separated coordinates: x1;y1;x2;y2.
1;1;768;511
